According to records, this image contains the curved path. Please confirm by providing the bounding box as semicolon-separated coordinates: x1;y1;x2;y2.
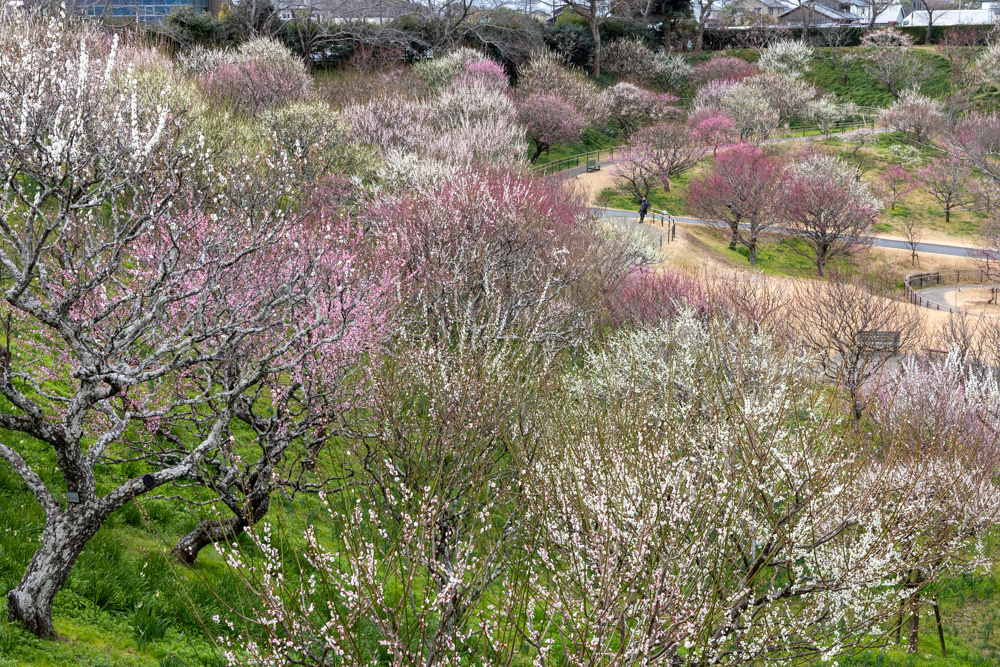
594;208;980;259
915;283;999;314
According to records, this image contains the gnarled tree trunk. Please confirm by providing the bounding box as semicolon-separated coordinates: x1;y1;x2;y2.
7;508;106;638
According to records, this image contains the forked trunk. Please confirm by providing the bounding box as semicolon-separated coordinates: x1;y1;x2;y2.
173;489;270;564
530;142;548;165
173;516;247;564
8;509;104;638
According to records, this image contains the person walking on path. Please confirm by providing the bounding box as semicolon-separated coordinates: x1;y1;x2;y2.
638;196;650;225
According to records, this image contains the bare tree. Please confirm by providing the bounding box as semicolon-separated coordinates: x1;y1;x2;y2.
902;217;924;266
691;0;714;51
796;273;924;420
921;0;957;45
813;26;860;84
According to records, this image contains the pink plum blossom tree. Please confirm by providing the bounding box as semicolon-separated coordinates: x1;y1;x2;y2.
687;108;738;156
518;94;587;164
880;164;916;210
783;154;881;276
687;144;786;265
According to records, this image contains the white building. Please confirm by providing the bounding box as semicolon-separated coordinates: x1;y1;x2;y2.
869;3;904;25
903;5;997;25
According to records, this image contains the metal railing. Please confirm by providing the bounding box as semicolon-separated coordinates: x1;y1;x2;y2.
592;206;678;245
904;269;999;315
531;147;619;175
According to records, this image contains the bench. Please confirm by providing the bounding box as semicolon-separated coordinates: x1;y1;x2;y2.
857;330;900;355
586;159;600;173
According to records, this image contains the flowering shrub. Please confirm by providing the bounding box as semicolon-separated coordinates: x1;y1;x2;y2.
412;46;487;91
186;37;312;114
517;51;606;125
692;78;737;110
602;82;680;138
757;39;813;78
720;83;779;142
515;312;1000;665
601;38;692;88
873;352;1000;453
519;94;586;164
601;38;656;83
807;95;856;134
652;52;693;89
691;55;758;85
456;57;508;90
605;267;708;326
879;87;945;143
862;27;915;49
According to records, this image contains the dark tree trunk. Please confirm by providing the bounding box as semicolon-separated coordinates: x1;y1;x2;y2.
173;489;270;564
8;509;105;638
172;516;247;565
934;597;947;657
530;142;548;165
748;242;757;266
908;570;923;653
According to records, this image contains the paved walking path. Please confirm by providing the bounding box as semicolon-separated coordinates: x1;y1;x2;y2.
595;208;980;259
915;283;998;314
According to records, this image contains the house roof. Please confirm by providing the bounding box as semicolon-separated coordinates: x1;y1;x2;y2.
779;3;855;20
903;8;995;24
872;4;904;22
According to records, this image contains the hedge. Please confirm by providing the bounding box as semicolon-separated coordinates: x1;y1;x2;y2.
702;23;991;49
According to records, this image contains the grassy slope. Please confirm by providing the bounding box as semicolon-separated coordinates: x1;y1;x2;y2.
805;47;953;108
0;438;331;667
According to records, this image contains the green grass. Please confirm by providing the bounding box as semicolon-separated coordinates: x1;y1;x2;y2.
0;446;325;667
530;128;621;168
806;48;953;108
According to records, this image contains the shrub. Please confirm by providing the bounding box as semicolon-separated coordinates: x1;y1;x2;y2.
458;58;508;90
518;51;606;125
691;55;758;85
602;82;680;138
186;37;312;114
412;47;486;91
602;38;655;83
651;52;692;89
757;39;813;77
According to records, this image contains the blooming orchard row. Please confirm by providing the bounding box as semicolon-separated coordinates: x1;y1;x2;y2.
1;11;1000;667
